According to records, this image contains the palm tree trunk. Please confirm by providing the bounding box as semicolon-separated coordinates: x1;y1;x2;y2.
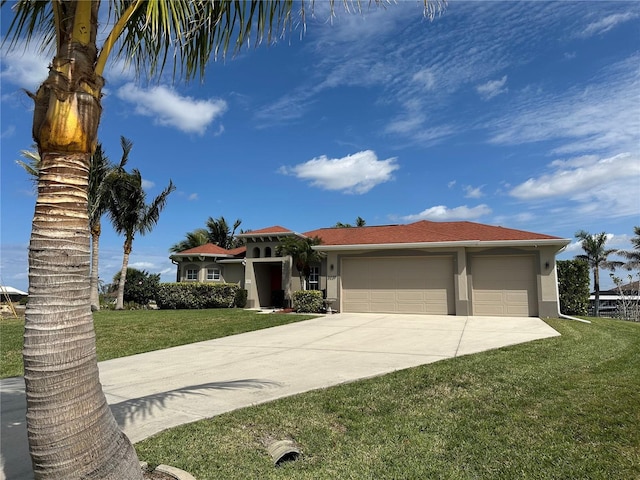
25;152;142;479
115;240;132;310
90;221;101;311
594;268;600;317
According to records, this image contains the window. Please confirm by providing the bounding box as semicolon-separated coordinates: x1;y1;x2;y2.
308;266;320;290
186;268;198;281
207;268;220;281
265;247;272;257
253;247;260;258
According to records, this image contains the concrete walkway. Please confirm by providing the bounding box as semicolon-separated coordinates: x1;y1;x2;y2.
1;313;560;479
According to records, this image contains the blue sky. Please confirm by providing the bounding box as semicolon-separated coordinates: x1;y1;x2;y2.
1;1;639;293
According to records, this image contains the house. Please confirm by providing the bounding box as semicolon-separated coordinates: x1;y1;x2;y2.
0;285;28;303
170;220;570;318
589;281;640;317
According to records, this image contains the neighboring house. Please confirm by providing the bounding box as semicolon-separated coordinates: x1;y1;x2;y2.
589;281;640;317
170;244;246;284
0;285;28;303
170;220;571;318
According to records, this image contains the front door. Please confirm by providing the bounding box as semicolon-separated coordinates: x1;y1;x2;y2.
270;266;284;307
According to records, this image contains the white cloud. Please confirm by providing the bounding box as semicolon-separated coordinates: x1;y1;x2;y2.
141;179;155;190
116;83;227;135
129;261;156;270
0;37;50;91
447;180;456;188
279;150;399;194
464;185;484;199
1;125;16;139
403;204;492;222
488;54;639;156
509;152;640;218
476;75;508;100
412;68;437;90
188;193;198;201
579;12;638;37
510;153;638;198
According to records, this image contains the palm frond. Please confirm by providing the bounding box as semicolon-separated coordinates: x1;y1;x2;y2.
1;0;56;55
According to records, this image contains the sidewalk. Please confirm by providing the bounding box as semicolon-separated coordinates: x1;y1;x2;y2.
1;313;560;479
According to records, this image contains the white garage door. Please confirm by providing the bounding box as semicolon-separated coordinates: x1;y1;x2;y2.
472;255;537;317
341;256;455;314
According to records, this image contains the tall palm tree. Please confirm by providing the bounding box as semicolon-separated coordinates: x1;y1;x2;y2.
206;215;243;249
106;164;175;310
618;226;640;271
575;230;623;317
276;236;324;290
88;143;132;311
169;228;210;253
4;1;444;477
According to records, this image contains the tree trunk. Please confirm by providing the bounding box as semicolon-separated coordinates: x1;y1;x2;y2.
25;152;142;479
90;221;101;311
115;240;132;310
594;267;600;317
25;6;143;474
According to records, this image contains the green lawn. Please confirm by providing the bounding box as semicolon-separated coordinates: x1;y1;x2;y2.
135;317;640;479
0;309;317;379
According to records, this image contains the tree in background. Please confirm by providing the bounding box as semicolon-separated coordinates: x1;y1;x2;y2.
105;147;175;310
335;216;367;228
276;236;324;290
110;267;160;307
205;216;243;249
3;1;444;477
15;146;40;186
556;259;590;316
618;226;640;271
170;217;244;253
169;228;210;254
575;230;623;317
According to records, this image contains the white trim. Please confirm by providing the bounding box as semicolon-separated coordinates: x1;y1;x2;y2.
314;239;570;252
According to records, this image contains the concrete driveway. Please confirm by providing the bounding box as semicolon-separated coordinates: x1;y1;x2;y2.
1;313;560;480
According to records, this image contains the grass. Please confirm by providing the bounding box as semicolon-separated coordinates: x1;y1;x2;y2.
135;317;640;479
0;309;317;379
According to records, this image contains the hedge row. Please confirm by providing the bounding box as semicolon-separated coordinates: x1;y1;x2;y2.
557;259;590;315
156;283;246;309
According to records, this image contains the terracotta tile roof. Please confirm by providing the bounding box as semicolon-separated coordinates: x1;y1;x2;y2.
239;225;295;236
174;243;245;256
227;246;247;257
303;220;564;246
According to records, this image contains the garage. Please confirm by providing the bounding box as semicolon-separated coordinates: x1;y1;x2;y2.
341;256;455;314
471;255;537;317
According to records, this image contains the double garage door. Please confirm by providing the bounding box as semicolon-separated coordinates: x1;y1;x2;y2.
341;254;538;317
341;256;455;314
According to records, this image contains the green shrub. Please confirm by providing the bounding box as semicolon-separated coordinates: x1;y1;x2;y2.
293;290;323;313
156;283;240;309
234;289;248;308
111;268;160;306
557;259;590;315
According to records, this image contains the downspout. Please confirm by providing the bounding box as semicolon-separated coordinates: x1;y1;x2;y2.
171;258;179;282
559;313;591;324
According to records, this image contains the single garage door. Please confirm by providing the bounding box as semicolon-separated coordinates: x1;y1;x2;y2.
471;255;537;317
341;256;455;314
